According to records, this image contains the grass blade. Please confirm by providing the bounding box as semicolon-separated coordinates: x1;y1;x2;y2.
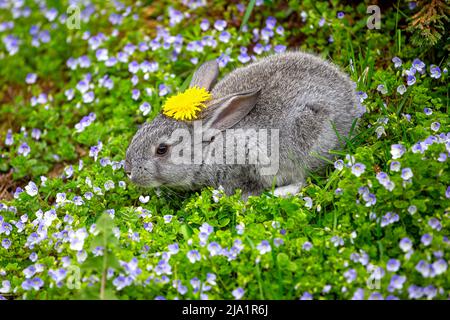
240;0;256;33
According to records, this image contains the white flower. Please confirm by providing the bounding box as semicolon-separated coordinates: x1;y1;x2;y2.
69;228;88;251
25;181;38;196
391;144;406;159
303;197;313;209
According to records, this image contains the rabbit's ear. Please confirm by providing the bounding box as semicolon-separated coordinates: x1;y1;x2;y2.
189;60;219;90
204;88;260;131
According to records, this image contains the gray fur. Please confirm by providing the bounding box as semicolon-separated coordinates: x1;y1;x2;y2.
125;51;359;198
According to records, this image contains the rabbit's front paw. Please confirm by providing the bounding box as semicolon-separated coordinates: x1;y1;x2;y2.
272;183;302;198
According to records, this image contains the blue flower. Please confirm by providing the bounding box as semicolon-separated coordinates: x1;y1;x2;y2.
273;238;284;247
401;168;413;180
207;242;222;256
423;285;437;299
120;257;142;279
154;259;172;275
92;246;104;256
236;223;245;235
422;107;432;116
232;287;244;300
343;269;357;283
4;129;13;146
412;58;425;73
415;260;431;278
218;31;231;43
29;252;38;262
76;250;87;263
432;259;447;275
78;55;91;68
429;65;441;79
131;89;140;100
318;17;326;27
380;212;399;227
177;283;188;295
261;27;274;41
1;238;11;249
21;277;44;291
408;285;423;299
388;275;406;292
18;142;31;156
437;152;447;162
399;237;413;252
190;277;201;293
68;228;88;251
167;243;179;255
390;144;406;159
159;84;170;96
362;192;376;207
216;53;230;68
300;292;313;300
302;241;313;251
428;217;442;231
144;222;153;232
0;280;11;294
206;273;217;286
274;45;286;54
333;160;344;171
187;250;201;263
330;236;344;247
48;268;67;285
265;16;277;29
238;47;251;64
303;196;313;208
430;122;440;132
82;91;95;104
392;56;402;68
396;84;406;95
96;48;108;61
389;161;401;172
200;222;214;235
351;288;364;300
200;19;209;31
351;163;366;177
406;75;416;86
386;259;400;272
25;181;38;196
113;275;133;290
3;34;20;55
420;233;432;246
256;240;271;254
26;73;37;84
0;221;12;235
214;19;227;31
128;60;140;74
377;84;387;94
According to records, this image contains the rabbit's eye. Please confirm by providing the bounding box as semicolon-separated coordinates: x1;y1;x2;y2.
156;143;169;155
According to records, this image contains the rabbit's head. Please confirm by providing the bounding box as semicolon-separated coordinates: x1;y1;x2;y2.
125;60;260;190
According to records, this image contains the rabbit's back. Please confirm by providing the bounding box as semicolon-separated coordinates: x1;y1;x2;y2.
212;51;358;127
211;51;359;187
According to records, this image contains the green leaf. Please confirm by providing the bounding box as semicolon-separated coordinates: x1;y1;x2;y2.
240;0;256;32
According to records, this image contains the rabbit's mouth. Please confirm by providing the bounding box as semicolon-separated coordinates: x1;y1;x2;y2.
128;173;162;188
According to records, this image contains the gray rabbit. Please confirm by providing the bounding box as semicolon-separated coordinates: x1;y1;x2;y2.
125;51;359;199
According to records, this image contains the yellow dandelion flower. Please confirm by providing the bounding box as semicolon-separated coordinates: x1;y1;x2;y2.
162;86;212;121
